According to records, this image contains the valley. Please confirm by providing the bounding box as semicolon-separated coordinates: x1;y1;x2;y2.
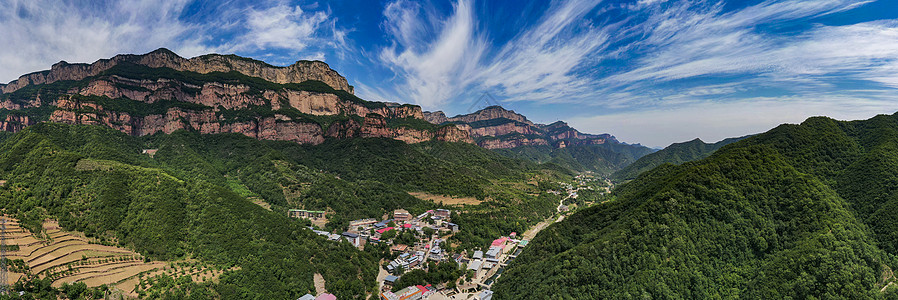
0;45;891;300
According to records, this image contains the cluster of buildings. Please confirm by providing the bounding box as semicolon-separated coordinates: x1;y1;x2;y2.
379;284;436;300
304;208;459;252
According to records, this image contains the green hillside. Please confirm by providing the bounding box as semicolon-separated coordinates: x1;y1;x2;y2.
494;113;898;299
0;122;567;298
494;143;655;175
612;136;748;181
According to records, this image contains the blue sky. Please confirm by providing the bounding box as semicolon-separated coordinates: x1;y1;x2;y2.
2;0;898;147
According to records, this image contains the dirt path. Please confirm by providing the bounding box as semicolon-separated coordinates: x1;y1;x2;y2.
522;192;575;241
314;273;327;296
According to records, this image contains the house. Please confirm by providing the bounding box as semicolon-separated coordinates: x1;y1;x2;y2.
446;223;459;232
473;250;484;260
384;275;399;286
391;244;409;253
328;234;340;241
289;209;326;220
479;290;493;300
349;218;378;228
380;285;426;300
491;237;509;248
316;294;337;300
393;209;411;222
343;232;361;247
434;209;451;218
375;219;392;229
485;246;502;259
299;294;315;300
467;260;483;277
377;227;395;234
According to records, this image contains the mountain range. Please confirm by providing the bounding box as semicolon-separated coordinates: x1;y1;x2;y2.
0;49;646;159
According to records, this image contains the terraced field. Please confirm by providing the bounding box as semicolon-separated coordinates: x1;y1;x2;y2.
0;217;221;297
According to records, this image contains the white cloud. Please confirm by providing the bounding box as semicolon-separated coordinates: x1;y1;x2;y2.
375;0;607;109
604;0;895;90
218;3;336;57
0;0;200;83
378;0;487;109
0;0;349;84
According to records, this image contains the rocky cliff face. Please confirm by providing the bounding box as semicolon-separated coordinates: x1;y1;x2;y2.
325;114;472;144
423;111;449;124
1;50;622;151
2;48;353;94
0;114;35;132
446;106;534;126
0;50;472;146
437;106;620;149
478;137;549;149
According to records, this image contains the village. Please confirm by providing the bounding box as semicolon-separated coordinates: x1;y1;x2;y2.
288;173;608;300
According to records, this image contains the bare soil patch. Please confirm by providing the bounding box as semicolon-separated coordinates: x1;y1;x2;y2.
408;192;483;205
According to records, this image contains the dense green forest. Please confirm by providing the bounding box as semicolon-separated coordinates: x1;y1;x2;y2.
494;113;898;299
494;142;655;175
612;136;748;181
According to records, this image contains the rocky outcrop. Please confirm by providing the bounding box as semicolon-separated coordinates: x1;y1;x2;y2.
326;113;472;144
0;114;35;132
478;137;549;149
2;48;353;94
445;107;620;149
447;106;534;126
467;121;538;138
423;111;449;124
49;96;325;144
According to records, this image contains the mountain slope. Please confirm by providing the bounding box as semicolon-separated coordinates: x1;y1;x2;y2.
494;143;655;175
0;123;380;299
494;113;898;299
0;121;569;297
612;136;748;181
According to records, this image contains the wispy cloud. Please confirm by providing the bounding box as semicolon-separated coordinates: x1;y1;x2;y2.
371;0;897;117
374;0;608;109
0;0;198;83
378;0;488;109
0;0;350;83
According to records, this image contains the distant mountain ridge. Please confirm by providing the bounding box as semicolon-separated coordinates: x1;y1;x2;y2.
425;106;621;149
612;135;749;181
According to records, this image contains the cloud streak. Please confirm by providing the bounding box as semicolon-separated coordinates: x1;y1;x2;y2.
0;0;349;83
375;0;609;109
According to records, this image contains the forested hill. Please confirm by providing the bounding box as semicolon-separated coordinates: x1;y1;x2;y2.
611;135;748;181
494;112;898;299
0;122;567;298
494;143;655;175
